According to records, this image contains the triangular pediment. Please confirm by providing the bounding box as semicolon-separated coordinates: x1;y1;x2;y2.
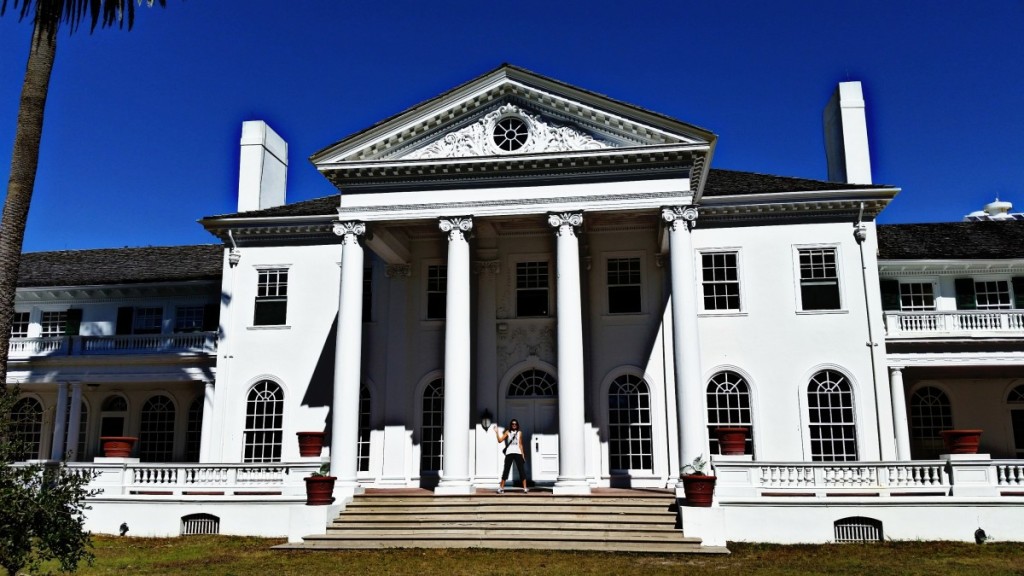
311;65;715;168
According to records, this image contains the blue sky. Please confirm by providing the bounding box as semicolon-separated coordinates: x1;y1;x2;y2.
2;1;1022;252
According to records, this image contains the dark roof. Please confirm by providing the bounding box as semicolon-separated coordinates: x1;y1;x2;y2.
207;169;885;221
702;169;883;196
18;245;224;288
878;221;1024;260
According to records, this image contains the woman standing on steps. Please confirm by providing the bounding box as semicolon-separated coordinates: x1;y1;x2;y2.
494;419;528;494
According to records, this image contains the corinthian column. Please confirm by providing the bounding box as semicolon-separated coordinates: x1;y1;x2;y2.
549;212;590;494
331;220;366;495
436;216;474;495
662;206;705;477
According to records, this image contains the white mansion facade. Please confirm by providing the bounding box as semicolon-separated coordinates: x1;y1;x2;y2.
7;66;1024;544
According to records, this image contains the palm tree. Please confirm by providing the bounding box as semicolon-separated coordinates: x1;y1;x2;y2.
0;1;165;388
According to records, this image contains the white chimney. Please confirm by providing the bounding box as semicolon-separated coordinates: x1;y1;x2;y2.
237;120;288;212
823;81;872;185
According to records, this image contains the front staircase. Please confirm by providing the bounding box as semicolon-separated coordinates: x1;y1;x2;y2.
281;490;727;554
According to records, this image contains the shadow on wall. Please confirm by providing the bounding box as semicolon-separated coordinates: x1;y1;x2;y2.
301;315;337;446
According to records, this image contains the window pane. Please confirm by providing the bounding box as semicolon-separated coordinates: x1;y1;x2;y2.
255;269;289;326
516;262;549;317
608;375;653;472
426;265;447;320
702;252;740;311
799;249;841;311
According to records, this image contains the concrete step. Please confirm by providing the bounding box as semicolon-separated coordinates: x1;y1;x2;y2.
285;492;726;554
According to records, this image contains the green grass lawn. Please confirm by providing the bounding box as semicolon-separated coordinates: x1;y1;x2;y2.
60;536;1024;576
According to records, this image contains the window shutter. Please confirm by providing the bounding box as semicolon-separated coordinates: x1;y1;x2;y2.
115;307;134;335
64;308;83;335
1013;277;1024;309
954;278;976;310
879;280;900;311
202;303;220;332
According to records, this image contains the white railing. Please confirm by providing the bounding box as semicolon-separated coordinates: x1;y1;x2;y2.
80;333;216;355
996;461;1024;487
885;310;1024;339
714;459;953;498
8;332;216;358
77;461;319;498
7;336;67;357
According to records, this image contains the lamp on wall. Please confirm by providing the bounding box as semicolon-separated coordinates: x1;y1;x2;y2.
480;409;493;430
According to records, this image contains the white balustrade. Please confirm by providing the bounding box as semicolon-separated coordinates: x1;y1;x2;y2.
65;462;318;497
996;462;1024;487
885;311;1024;339
7;337;67;358
719;460;956;498
81;333;216;355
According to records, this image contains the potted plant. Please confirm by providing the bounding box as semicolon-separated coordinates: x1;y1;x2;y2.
680;455;716;507
940;429;983;454
99;436;137;458
715;426;748;456
296;431;326;457
304;463;336;505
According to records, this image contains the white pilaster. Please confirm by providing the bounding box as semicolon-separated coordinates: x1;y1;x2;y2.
199;381;215;462
331;221;367;497
50;381;68;460
65;382;82;461
549;212;590;494
890;366;911;460
436;216;474;495
662;206;706;474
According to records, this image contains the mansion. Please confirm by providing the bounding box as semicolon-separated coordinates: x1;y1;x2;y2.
6;66;1024;546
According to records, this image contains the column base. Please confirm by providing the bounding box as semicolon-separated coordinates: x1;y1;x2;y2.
553;478;591;495
331;480;363;504
435;479;475;495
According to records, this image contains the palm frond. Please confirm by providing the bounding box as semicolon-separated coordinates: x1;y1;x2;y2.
0;0;166;36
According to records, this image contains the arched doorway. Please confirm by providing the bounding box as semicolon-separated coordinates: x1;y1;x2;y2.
503;367;558;482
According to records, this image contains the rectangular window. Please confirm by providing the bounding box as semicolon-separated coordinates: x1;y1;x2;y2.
798;248;841;311
426;265;446;320
174;306;205;333
133;307;163;334
899;282;936;311
516;261;549;317
701;252;740;311
607;257;642;314
40;311;67;337
254;268;288;326
975;280;1011;310
11;312;29;338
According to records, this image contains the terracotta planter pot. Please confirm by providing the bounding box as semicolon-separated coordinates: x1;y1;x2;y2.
100;436;137;458
296;431;326;458
681;474;717;507
304;475;337;505
715;427;749;456
940;429;983;454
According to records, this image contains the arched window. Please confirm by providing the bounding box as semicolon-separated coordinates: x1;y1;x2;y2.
243;380;283;463
185;395;204;462
909;386;953;459
706;371;753;455
357;384;371;473
507;369;557;397
420;378;444;471
10;397;43;460
807;370;858;461
1009;384;1024;458
608;374;653;472
100;395;128;440
139;395;176;462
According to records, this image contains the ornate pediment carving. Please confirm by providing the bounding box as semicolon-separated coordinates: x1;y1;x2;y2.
402;104;615;160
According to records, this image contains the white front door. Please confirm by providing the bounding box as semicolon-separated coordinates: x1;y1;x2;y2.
504;397;557;482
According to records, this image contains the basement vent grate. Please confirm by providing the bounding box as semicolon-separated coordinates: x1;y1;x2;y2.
181;513;220;535
834;516;883;543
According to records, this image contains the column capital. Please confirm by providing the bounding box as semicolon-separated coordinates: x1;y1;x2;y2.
473;260;501;275
439;216;473;242
548;212;583;237
333;221;367;244
662;205;699;232
889;365;906;373
385;263;412;279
